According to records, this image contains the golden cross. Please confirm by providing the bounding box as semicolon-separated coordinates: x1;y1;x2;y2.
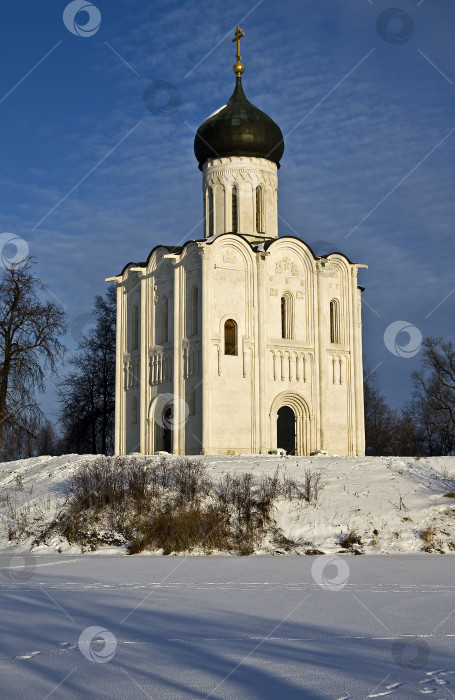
232;26;245;62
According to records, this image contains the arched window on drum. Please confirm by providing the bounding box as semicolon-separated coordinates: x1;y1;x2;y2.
255;186;263;233
208;187;214;236
232;187;239;233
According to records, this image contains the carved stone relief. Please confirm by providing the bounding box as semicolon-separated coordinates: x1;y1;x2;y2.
222;248;237;265
275;257;298;276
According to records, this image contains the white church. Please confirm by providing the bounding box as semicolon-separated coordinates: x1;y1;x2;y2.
107;29;367;457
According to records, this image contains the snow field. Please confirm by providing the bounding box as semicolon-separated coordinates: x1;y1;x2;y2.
0;556;454;699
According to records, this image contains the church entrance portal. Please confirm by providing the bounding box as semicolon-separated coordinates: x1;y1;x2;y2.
158;406;172;452
277;405;296;455
163;406;172;453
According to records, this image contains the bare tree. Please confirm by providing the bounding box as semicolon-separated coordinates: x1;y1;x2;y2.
0;258;66;455
59;285;116;455
364;370;398;455
411;337;455;455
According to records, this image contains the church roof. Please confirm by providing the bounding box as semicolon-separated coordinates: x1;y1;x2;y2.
114;234;360;278
194;76;284;170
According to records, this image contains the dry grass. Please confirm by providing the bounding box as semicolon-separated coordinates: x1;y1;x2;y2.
33;457;331;555
420;525;444;553
129;507;232;555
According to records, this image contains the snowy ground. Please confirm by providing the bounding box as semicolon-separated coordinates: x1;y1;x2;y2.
0;454;455;555
1;457;455;697
0;555;454;699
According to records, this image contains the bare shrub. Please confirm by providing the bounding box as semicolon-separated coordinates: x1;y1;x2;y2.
302;468;326;503
171;458;212;505
42;456;245;553
37;457;328;555
6;496;50;542
340;530;362;550
6;503;32;541
281;472;300;500
440;464;450;479
14;475;24;492
279;467;326;503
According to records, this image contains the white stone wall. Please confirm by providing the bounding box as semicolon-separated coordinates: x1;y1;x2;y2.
112;233;365;457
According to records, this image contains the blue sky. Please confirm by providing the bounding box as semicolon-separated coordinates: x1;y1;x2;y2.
1;0;454;424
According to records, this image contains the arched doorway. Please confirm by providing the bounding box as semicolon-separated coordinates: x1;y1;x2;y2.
277;405;296;455
163;406;172;453
270;391;311;455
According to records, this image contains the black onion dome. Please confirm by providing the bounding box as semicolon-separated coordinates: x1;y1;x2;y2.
194;77;284;170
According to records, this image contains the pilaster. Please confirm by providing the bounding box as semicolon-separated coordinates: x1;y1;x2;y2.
199;243;211;454
316;261;327;451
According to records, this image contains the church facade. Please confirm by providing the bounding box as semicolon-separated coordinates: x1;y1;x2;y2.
107;30;367;457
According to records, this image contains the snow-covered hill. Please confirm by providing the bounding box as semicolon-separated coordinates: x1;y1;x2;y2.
1;454;454;555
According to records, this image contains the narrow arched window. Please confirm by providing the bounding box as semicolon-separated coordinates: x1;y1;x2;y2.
281;292;294;339
208;187;214;236
191;286;198;336
232;187;239;233
224;319;237;356
330;299;340;344
162;296;169;343
131;396;138;424
256;186;263;232
189;386;196;416
132;305;139;350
